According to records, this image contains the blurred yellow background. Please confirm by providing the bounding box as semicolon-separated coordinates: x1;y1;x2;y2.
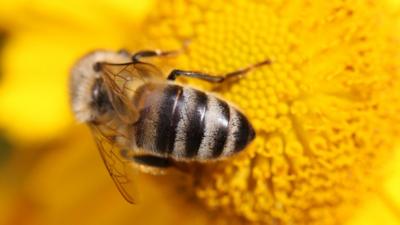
0;0;400;225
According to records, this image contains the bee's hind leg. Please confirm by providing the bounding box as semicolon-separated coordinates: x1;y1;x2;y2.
130;154;173;175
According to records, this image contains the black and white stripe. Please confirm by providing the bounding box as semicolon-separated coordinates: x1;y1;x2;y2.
134;84;255;160
173;88;207;158
197;96;229;159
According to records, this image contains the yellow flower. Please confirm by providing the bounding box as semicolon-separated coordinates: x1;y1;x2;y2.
135;0;400;224
1;0;400;225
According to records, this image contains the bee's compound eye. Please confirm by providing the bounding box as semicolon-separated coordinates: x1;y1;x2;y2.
92;79;102;101
91;78;111;114
93;62;102;72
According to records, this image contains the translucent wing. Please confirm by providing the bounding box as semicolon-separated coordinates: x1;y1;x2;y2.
132;62;164;79
89;123;138;204
99;61;163;124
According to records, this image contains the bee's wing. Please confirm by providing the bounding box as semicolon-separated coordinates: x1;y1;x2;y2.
99;62;163;124
89;123;139;204
132;61;164;80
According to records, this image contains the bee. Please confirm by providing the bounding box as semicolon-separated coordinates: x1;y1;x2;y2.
69;49;271;203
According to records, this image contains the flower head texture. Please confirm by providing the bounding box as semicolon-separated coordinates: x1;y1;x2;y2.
0;0;400;225
131;0;400;224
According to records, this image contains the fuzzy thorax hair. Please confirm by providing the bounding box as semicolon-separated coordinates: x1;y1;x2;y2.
69;50;130;122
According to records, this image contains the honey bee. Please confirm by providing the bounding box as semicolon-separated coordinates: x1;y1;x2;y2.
69;49;271;203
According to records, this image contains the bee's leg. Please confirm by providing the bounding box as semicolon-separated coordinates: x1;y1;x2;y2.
118;49;130;56
132;41;190;62
130;154;172;175
131;50;181;63
116;48;169;59
167;59;271;83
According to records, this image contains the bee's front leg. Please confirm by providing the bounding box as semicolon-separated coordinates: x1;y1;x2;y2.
130;40;190;63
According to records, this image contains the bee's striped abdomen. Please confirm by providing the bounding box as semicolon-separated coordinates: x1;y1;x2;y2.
179;89;207;158
134;84;255;160
154;85;183;153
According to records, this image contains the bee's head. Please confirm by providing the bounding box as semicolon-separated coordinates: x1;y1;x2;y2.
69;50;130;122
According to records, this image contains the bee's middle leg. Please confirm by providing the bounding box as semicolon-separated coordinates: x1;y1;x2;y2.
167;59;271;83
